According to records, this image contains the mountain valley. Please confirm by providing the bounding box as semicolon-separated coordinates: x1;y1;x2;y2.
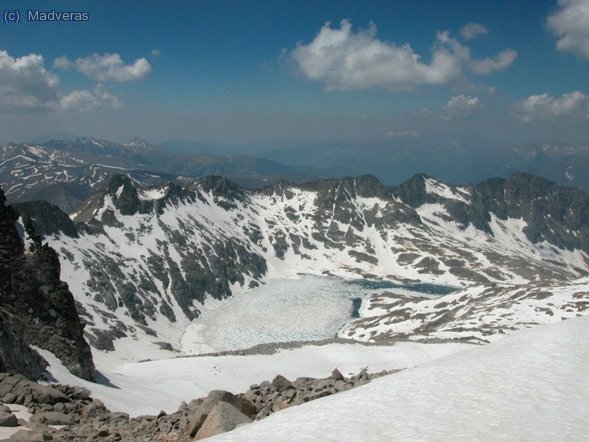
1;160;588;440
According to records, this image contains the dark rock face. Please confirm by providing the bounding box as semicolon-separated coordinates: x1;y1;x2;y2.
0;188;95;380
0;314;47;380
13;201;79;238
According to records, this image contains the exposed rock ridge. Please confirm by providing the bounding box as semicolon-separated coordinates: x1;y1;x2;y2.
0;188;95;380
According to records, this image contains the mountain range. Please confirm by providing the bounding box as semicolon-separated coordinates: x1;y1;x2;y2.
0;137;316;213
10;170;588;356
261;140;589;192
4;137;589;217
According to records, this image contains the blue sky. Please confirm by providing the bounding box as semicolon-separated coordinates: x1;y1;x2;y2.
0;0;588;149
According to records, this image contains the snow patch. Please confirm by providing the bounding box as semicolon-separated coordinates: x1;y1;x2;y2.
424;177;470;203
138;187;167;201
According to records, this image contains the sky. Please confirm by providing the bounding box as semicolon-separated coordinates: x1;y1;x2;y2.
0;0;588;150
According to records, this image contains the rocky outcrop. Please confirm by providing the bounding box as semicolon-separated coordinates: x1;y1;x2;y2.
394;172;589;254
0;314;47;380
0;368;390;441
0;188;95;381
12;201;79;239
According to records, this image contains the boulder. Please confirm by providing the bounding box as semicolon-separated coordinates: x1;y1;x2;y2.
0;374;69;406
186;389;256;437
8;429;53;441
194;401;251;440
271;374;293;391
331;368;344;381
0;411;18;426
30;411;74;425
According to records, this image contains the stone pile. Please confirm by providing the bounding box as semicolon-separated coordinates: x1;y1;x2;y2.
0;368;394;441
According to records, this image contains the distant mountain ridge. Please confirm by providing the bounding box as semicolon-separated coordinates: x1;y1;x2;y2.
0;137;318;213
261;141;589;193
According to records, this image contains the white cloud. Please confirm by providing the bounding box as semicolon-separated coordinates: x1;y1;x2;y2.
547;0;589;59
291;20;516;91
0;50;60;111
0;49;121;113
386;130;419;138
151;48;161;57
468;49;518;74
55;52;151;82
443;95;482;118
513;91;589;122
291;20;462;91
60;84;122;111
460;22;488;40
435;32;517;75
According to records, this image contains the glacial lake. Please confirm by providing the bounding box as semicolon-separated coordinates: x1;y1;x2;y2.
179;275;455;354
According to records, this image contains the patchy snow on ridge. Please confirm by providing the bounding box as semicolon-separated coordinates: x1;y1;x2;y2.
212;317;589;442
44;174;589;355
341;278;589;344
424;177;470;203
138;186;167;201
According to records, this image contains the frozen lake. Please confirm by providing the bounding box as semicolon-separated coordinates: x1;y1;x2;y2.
180;275;454;354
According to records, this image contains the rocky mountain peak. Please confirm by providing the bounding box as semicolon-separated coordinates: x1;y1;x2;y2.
191;175;245;200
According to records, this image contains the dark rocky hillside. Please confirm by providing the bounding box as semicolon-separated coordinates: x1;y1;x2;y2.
0;188;95;380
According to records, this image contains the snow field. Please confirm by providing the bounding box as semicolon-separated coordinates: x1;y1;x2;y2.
211;317;589;442
40;341;472;417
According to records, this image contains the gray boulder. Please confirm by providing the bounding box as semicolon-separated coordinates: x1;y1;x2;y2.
271;374;293;391
0;411;18;426
8;429;54;440
30;411;74;425
185;389;255;437
194;401;251;440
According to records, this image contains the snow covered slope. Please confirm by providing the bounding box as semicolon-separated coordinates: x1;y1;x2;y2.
341;277;589;343
211;317;589;441
22;172;588;353
39;340;472;417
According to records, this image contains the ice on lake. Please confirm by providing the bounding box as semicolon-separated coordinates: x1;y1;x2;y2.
180;275;452;354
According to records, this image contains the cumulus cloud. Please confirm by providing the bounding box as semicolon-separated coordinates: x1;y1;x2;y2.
0;50;60;111
435;31;517;75
513;91;589;122
291;20;517;91
291;20;461;91
443;95;482;118
547;0;589;59
60;84;122;111
0;49;121;113
468;49;518;74
55;52;151;82
460;22;488;40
